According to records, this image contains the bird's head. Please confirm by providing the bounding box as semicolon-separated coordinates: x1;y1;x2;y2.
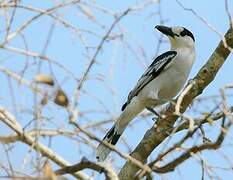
155;25;195;49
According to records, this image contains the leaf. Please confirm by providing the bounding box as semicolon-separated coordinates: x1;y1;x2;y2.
43;160;57;180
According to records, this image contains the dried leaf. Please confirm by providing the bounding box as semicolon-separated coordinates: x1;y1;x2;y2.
35;74;54;86
54;89;69;107
44;160;57;180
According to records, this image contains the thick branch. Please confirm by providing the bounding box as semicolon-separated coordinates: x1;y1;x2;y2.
118;28;233;179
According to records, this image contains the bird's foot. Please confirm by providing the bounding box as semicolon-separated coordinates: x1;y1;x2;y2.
146;107;162;121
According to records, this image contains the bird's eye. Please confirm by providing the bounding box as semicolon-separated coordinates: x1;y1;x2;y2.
180;28;195;41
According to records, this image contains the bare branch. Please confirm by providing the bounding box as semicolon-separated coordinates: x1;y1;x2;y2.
151;116;230;174
0;106;90;180
55;158;118;180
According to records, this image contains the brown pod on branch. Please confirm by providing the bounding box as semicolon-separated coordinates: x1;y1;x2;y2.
54;89;69;107
34;74;54;86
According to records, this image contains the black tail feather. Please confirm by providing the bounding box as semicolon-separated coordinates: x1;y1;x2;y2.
111;134;121;145
102;125;121;145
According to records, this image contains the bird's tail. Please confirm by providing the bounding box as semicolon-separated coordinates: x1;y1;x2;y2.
96;98;144;161
96;123;126;161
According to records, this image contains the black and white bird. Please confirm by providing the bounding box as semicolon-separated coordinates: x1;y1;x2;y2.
96;25;196;161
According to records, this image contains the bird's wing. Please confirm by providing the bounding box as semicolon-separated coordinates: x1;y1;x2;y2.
121;51;177;111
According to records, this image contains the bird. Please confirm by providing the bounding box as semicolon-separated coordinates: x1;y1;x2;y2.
96;25;196;161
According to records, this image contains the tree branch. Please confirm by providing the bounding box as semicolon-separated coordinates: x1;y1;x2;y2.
151;116;230;174
55;158;118;180
0;107;90;180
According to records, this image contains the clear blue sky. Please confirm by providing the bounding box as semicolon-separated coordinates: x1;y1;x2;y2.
0;0;233;179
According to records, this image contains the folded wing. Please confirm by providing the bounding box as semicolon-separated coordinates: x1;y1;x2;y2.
121;51;177;111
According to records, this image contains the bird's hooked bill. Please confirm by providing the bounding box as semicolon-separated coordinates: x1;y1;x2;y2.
155;25;175;38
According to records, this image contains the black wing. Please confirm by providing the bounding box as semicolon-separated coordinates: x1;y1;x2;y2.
121;51;177;111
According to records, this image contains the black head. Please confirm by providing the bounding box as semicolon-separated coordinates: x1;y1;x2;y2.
180;27;195;42
155;25;195;42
